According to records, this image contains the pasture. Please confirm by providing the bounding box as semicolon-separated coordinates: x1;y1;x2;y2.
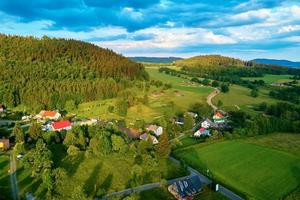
0;152;11;199
173;135;300;200
242;74;292;84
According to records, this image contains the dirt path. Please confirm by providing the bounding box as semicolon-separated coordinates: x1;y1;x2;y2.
10;152;19;200
207;88;220;111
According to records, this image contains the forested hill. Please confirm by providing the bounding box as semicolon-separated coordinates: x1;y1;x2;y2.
252;58;300;68
175;55;245;68
0;34;148;111
129;56;182;63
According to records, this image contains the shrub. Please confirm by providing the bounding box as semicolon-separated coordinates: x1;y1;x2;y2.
67;145;80;156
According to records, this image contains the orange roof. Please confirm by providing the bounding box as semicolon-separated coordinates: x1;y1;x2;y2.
214;112;224;118
42;111;58;117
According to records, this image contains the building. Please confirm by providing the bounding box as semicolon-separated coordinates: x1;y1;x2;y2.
139;133;159;144
168;176;203;200
119;127;140;139
194;128;210;137
146;124;163;136
187;112;198;118
0;139;10;150
201;118;217;129
213;112;225;123
37;110;61;120
75;118;98;126
51;120;72;131
0;104;6;113
175;117;184;125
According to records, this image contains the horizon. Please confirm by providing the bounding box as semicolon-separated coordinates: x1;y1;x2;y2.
0;1;300;61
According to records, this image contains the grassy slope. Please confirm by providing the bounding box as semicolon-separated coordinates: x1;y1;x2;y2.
0;152;11;199
174;137;300;200
213;84;279;111
242;74;292;84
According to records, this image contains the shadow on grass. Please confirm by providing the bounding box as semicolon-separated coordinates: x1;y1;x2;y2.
100;173;113;192
62;153;84;177
84;163;103;196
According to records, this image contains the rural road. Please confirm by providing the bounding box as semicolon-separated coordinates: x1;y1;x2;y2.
10;152;20;200
96;156;243;200
207;88;220;111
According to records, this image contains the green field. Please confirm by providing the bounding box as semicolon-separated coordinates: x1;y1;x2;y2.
174;135;300;199
242;74;292;84
0;152;11;199
213;84;279;111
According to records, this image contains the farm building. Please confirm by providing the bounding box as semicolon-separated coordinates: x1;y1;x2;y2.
119;127;140;139
201;118;217;129
213;112;225;123
168;176;203;200
139;133;159;144
51;120;72;131
0;138;10;150
194;127;210;137
146;124;163;136
0;104;6;113
37;110;61;120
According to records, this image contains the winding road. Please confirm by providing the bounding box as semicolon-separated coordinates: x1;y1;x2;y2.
10;152;20;200
206;88;220;111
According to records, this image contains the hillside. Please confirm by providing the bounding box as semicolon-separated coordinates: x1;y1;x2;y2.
0;34;148;111
253;58;300;68
175;55;245;68
129;56;182;63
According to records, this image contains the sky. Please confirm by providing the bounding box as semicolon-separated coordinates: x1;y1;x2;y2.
0;0;300;61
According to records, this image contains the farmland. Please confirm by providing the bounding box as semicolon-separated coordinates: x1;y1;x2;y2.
242;74;293;84
173;134;300;199
0;152;11;199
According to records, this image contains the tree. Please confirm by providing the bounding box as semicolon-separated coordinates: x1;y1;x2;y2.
116;99;128;116
64;130;78;147
155;133;170;159
220;83;229;93
111;135;126;152
202;78;210;85
212;80;219;87
53;167;68;196
13;122;24;143
28;121;42;140
23;139;53;177
250;89;259;97
183;113;194;131
70;184;87;200
65;100;76;112
189;102;212;117
67;145;80;156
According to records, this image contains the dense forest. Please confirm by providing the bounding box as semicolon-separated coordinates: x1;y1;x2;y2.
0;34;148;111
176;55;300;77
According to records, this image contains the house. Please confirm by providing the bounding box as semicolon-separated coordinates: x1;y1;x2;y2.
0;104;6;113
194;128;210;137
37;110;61;120
168;176;203;200
201;118;217;129
51;120;72;131
0;138;10;150
22;115;33;122
139;133;159;144
119;127;140;139
175;117;184;125
75;118;98;126
146;124;163;136
213;112;225;123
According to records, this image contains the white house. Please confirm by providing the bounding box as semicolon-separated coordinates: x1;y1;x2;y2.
146;124;163;136
139;133;159;145
37;110;61;120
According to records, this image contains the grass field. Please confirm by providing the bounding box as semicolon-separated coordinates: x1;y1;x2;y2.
173;135;300;200
0;152;11;200
242;74;293;84
213;84;279;111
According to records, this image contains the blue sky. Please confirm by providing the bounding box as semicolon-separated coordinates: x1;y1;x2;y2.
0;0;300;61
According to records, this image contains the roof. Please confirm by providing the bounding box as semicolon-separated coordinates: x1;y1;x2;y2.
41;110;59;117
52;120;71;130
119;127;140;138
146;124;159;131
199;127;206;132
214;112;224;118
140;133;148;140
173;176;202;198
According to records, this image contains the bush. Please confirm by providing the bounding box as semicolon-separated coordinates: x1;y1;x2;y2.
223;132;233;140
67;145;80;156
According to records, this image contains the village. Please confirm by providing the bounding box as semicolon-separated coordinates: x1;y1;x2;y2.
0;102;230;200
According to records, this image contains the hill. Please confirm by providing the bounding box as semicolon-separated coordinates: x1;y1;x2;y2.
252;58;300;68
129;56;182;63
175;55;245;68
0;34;148;111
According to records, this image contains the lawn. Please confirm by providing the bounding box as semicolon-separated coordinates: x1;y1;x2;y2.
0;152;11;200
213;84;280;111
173;138;300;200
242;74;293;84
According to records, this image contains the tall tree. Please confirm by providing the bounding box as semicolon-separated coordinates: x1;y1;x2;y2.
155;133;170;159
28;121;42;140
184;113;194;131
13;122;24;143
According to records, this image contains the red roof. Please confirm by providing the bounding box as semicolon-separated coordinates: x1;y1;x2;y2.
214;112;224;118
43;111;58;117
199;127;206;132
52;120;71;130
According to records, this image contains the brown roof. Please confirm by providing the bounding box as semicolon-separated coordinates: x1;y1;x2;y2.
0;139;10;150
119;127;140;138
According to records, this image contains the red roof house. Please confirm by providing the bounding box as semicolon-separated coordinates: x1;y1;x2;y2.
51;120;72;131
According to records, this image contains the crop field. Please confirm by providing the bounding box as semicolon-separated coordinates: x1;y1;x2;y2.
242;74;293;84
173;135;300;200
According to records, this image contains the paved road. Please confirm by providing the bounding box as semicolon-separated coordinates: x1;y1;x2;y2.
10;152;20;200
206;88;220;111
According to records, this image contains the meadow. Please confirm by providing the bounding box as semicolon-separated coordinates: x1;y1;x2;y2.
173;134;300;200
0;152;11;199
242;74;293;84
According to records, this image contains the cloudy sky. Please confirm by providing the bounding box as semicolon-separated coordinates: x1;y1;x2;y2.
0;0;300;60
